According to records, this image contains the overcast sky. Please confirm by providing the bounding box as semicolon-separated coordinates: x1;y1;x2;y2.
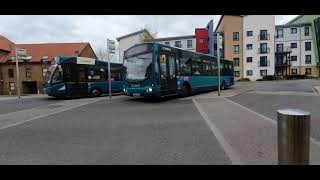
0;15;298;61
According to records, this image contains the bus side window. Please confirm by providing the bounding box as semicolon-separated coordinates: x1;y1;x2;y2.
179;56;191;76
212;61;218;76
192;58;203;75
202;59;211;76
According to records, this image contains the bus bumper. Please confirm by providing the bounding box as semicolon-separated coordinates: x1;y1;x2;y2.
123;87;160;97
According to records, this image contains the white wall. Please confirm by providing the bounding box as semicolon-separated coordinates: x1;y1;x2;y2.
243;15;275;81
118;33;144;62
275;25;316;74
157;38;196;52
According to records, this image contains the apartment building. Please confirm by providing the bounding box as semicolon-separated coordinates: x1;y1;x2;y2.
243;15;275;81
275;23;317;76
286;15;320;77
155;35;196;51
215;15;244;81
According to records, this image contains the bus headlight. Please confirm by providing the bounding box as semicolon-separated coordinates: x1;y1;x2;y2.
148;88;153;92
123;88;127;92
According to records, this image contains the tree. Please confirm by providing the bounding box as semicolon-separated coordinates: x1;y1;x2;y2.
141;25;158;43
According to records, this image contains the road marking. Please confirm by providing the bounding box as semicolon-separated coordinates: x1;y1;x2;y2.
224;97;320;149
0;97;125;131
192;98;242;165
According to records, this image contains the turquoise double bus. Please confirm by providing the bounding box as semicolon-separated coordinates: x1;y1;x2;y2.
44;56;123;98
122;42;234;98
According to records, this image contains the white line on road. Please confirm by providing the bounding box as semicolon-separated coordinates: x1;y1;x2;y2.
0;97;125;131
224;97;320;149
192;98;242;165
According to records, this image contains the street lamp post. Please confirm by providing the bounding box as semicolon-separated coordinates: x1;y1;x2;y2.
216;33;221;96
107;39;112;99
15;49;21;100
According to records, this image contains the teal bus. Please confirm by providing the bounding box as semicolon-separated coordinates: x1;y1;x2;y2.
44;56;123;98
122;42;234;98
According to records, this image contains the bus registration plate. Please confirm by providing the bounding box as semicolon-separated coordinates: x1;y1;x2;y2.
133;93;140;96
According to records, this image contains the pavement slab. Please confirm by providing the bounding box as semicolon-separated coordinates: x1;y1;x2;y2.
193;97;320;165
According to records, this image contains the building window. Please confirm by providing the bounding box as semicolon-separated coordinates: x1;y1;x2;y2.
291;56;297;61
305;26;310;36
233;45;240;54
260;70;267;76
247;31;253;37
9;82;15;91
291;69;297;75
8;69;14;78
233;58;239;67
291;28;297;34
259;56;268;67
276;43;283;52
305;42;311;51
42;68;48;77
260;43;268;53
233;32;239;41
199;38;205;44
187;40;193;48
291;43;297;48
25;67;32;77
305;68;311;75
165;42;170;46
234;71;240;77
246;70;253;76
305;55;311;64
246;57;252;63
246;44;253;50
175;41;181;48
259;30;268;40
276;29;283;38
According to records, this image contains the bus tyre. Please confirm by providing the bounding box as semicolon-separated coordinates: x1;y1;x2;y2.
91;89;101;97
220;81;226;90
182;84;191;97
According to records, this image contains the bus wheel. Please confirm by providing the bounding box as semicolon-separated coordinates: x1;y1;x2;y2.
220;81;226;90
91;89;101;97
182;84;191;97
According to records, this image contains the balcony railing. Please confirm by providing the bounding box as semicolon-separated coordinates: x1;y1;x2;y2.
258;60;270;67
275;46;292;53
258;47;270;54
258;34;270;41
275;60;291;67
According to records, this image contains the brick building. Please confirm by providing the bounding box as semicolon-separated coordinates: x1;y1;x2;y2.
0;35;97;95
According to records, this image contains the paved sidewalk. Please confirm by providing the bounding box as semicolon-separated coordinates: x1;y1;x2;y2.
193;97;320;165
0;94;48;101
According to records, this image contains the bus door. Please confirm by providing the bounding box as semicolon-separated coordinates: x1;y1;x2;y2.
62;63;77;97
159;53;177;95
75;65;88;96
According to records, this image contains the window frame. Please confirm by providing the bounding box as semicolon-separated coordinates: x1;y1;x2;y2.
305;55;312;64
291;28;297;34
8;69;14;78
305;42;311;51
246;70;253;76
187;40;193;48
233;32;240;41
246;57;253;63
247;31;253;37
233;58;240;67
276;29;284;38
260;69;268;77
233;45;240;54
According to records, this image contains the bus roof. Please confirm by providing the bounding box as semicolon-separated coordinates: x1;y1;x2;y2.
125;42;230;62
54;56;123;65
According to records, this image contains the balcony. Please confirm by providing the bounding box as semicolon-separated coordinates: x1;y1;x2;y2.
258;60;270;67
258;47;270;54
258;34;270;41
275;60;291;67
275;46;292;54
